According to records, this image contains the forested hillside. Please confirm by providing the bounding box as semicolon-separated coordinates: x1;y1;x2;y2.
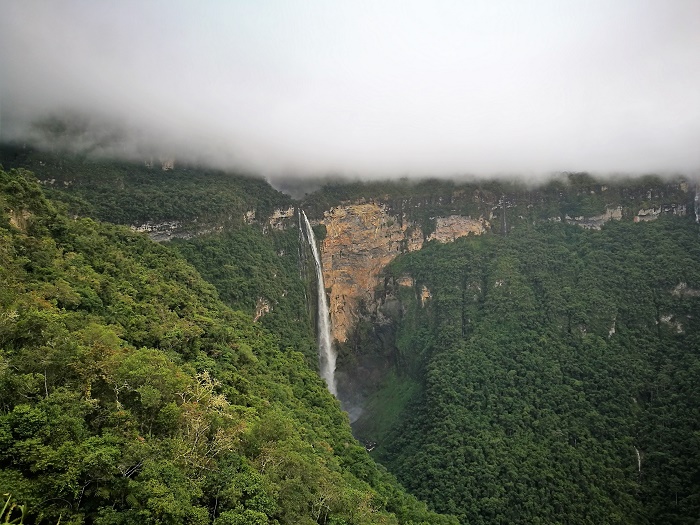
301;173;691;236
0;167;457;524
3;143;700;524
358;218;700;524
0;144;290;235
172;227;318;365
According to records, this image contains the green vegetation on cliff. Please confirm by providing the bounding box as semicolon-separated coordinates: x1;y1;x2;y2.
0;167;456;525
0;144;290;229
302;173;691;237
3;143;699;525
358;218;700;524
172;227;318;363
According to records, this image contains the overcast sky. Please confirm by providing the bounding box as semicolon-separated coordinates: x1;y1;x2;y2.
0;0;698;179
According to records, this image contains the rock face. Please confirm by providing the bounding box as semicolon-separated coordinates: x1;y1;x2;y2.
132;220;185;240
320;203;424;343
253;297;272;322
319;203;489;343
9;209;31;231
565;206;622;229
131;221;227;241
634;204;687;223
420;285;432;307
132;207;297;242
428;215;488;242
267;206;295;231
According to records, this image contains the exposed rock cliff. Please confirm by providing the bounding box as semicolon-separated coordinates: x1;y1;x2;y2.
253;297;272;322
320;203;423;343
315;178;692;346
428;215;488;241
132;206;297;242
634;204;687;223
266;206;295;231
8;209;31;231
319;203;489;343
565;206;622;229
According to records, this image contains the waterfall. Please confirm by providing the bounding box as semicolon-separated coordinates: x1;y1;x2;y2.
301;211;337;396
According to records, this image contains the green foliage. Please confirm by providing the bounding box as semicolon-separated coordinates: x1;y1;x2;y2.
1;493;27;524
0;144;291;228
301;172;691;236
368;218;700;524
0;168;455;525
172;227;316;361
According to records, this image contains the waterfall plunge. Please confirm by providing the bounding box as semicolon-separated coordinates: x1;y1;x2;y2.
301;211;337;396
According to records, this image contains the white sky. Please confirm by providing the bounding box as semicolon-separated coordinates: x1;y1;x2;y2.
0;0;698;179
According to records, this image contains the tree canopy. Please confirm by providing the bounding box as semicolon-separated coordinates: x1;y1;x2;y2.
0;167;456;525
356;218;700;524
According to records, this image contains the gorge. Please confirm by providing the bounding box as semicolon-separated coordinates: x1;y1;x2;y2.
2;145;700;525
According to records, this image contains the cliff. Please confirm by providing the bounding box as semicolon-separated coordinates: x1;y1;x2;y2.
130;206;298;242
319;203;488;343
564;206;623;229
313;177;693;347
319;203;422;343
428;215;488;241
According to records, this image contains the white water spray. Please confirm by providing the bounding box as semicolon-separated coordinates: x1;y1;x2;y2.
301;211;337;396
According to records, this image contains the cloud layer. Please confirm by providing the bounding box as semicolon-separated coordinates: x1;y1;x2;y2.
1;0;698;179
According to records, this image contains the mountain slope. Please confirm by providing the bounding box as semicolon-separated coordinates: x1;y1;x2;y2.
362;219;700;524
0;144;292;239
0;167;457;525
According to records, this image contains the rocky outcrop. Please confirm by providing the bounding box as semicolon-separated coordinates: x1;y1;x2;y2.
39;178;73;187
672;282;700;298
131;220;229;241
565;206;622;229
253;297;272;322
319;203;423;343
318;203;490;343
634;204;686;223
130;220;224;241
266;206;295;231
397;275;414;288
428;215;488;242
132;220;183;236
132;207;295;242
420;285;432;307
659;313;684;333
9;209;31;231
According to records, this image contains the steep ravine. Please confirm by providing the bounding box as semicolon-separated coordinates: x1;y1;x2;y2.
307;180;694;424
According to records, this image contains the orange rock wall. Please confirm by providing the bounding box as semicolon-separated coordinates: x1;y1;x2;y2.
319;203;489;343
320;203;423;343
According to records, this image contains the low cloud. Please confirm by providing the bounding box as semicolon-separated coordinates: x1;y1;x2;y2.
1;1;698;180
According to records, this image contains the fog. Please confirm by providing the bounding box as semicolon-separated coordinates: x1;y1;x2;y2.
1;1;698;180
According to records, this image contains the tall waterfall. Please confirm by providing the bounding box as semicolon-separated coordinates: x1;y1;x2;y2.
301;211;337;396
